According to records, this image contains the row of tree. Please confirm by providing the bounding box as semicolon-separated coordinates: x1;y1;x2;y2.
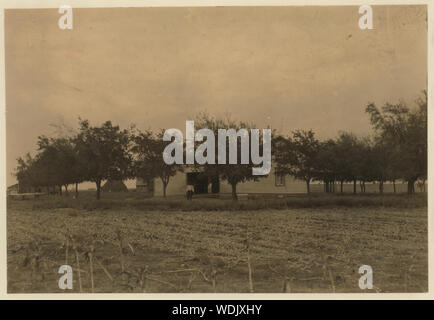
15;120;132;199
15;92;427;199
274;91;427;195
275;91;427;195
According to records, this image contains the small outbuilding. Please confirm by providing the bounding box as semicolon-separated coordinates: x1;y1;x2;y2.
101;180;128;192
7;184;19;195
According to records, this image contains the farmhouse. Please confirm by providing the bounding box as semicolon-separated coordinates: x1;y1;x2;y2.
135;162;421;197
163;121;272;175
136;163;314;197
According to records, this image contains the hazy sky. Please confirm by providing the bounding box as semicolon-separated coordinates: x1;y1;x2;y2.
5;6;427;185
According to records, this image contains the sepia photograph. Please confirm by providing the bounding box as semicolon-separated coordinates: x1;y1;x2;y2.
3;4;428;295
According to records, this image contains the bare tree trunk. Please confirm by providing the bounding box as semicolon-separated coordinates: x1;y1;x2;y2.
379;180;384;194
408;179;415;194
161;176;169;198
340;180;344;193
64;184;69;196
75;182;79;198
231;183;238;201
393;180;396;193
360;181;366;193
163;182;167;198
353;180;357;194
96;180;101;200
306;179;310;194
59;185;63;196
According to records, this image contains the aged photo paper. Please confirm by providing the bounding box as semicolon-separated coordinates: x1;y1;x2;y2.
0;0;432;299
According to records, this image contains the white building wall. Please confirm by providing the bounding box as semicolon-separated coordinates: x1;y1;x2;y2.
152;169;309;196
235;174;307;194
154;172;187;197
147;172;426;197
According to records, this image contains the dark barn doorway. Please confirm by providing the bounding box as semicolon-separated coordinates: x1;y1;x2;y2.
186;172;208;194
211;175;220;193
186;173;220;194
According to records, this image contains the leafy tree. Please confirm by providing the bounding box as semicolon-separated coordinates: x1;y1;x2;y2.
314;139;339;193
355;136;374;193
275;129;320;193
132;129;183;198
47;121;83;196
366;91;427;193
75;119;132;199
194;113;268;200
334;132;363;194
368;138;399;193
36;136;82;196
14;153;38;193
15;135;83;196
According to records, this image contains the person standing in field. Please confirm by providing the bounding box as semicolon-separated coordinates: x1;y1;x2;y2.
186;184;194;200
